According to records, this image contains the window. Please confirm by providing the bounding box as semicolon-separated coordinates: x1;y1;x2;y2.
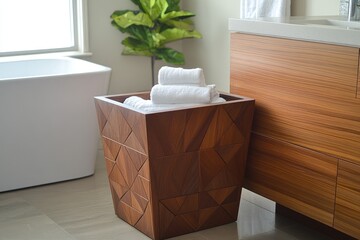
0;0;88;57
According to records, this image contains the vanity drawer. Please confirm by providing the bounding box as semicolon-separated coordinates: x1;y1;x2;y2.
230;33;360;164
334;160;360;239
244;134;338;226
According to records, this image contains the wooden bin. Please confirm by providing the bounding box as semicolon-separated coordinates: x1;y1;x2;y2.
94;92;255;240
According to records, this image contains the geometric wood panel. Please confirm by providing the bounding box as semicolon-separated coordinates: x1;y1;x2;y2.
159;186;242;239
95;92;255;239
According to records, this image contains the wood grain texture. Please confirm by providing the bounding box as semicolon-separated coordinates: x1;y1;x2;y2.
358;51;360;99
244;134;338;226
95;98;154;238
334;160;360;239
230;33;360;236
230;33;360;164
95;92;255;240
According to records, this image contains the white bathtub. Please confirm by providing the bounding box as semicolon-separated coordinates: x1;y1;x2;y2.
0;57;111;192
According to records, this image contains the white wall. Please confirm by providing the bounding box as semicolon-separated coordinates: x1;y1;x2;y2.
291;0;340;16
87;0;154;94
182;0;239;92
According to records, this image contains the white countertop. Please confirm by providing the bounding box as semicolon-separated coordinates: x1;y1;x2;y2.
229;16;360;48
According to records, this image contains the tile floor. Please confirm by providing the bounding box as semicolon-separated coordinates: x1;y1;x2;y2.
0;150;334;240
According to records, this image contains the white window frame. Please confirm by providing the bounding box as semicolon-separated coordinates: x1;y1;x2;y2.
76;0;90;55
0;0;90;59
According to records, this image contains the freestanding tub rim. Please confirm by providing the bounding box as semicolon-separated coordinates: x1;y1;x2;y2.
0;57;111;81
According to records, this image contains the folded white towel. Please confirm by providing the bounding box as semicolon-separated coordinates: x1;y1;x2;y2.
241;0;257;18
211;96;226;103
257;0;291;18
240;0;291;18
124;96;226;113
207;84;220;100
158;66;206;86
150;84;218;104
123;96;194;112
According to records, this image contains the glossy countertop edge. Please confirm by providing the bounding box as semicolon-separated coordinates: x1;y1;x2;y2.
228;16;360;48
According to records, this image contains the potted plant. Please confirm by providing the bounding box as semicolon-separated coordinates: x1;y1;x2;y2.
111;0;202;86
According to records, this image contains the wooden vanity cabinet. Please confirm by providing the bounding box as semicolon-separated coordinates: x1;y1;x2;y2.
246;134;337;226
230;33;360;163
230;33;360;238
358;54;360;99
334;160;360;238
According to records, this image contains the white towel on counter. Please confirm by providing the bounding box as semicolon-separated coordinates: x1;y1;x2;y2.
150;84;218;104
158;66;206;86
240;0;291;18
124;96;225;113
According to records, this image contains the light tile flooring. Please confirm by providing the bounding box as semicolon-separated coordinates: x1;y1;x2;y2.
0;150;334;240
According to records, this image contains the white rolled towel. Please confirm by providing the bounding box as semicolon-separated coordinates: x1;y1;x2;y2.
123;96;195;112
158;66;206;86
211;96;226;103
150;84;219;104
124;95;226;113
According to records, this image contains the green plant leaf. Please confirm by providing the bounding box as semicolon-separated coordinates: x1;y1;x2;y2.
159;28;202;44
115;25;147;41
120;26;161;49
111;20;126;33
111;0;201;67
111;10;134;33
112;11;154;28
129;26;153;42
165;0;180;12
161;10;195;21
122;37;149;50
155;48;184;65
139;0;168;20
152;33;166;48
111;10;134;18
122;46;153;57
164;19;194;30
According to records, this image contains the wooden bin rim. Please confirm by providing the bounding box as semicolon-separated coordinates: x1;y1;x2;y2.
94;91;254;115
